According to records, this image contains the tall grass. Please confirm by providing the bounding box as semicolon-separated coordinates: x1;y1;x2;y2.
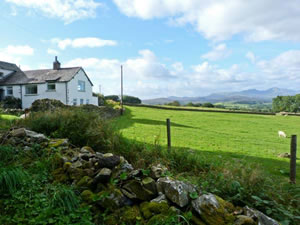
0;166;27;195
19;108;119;151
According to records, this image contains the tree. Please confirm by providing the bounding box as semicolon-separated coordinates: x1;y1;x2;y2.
104;95;120;102
123;95;142;104
167;101;180;106
202;102;214;108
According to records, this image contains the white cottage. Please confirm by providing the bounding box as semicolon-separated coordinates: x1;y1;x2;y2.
0;57;98;109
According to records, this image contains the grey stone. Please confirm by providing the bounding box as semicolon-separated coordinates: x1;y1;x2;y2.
122;179;156;201
156;177;196;207
244;206;280;225
96;155;121;169
234;215;256;225
150;164;168;179
10;128;26;137
142;177;157;195
103;153;114;157
151;194;168;203
93;168;112;185
71;160;83;169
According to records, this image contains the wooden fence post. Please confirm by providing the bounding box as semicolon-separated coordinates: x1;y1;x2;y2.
290;135;297;184
166;118;171;151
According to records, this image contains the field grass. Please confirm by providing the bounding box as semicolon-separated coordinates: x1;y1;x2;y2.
0;114;19;130
114;106;300;182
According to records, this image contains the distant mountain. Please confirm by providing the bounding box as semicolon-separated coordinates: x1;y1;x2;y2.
142;88;299;105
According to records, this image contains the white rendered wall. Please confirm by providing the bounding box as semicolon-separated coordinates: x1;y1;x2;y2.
67;69;96;106
21;82;67;109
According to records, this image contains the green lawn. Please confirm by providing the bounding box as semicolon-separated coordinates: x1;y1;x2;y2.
114;106;300;182
0;114;19;130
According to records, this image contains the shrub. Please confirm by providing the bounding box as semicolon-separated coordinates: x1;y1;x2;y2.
167;101;181;106
19;108;119;151
105;95;120;102
1;96;22;109
202;102;214;108
123;95;142;104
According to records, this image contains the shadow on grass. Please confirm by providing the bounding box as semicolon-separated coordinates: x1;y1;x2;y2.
113;107;300;183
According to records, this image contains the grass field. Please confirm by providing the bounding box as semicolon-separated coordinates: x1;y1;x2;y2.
114;106;300;182
0;114;19;131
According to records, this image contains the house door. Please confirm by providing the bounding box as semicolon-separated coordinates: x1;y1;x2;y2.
0;88;4;101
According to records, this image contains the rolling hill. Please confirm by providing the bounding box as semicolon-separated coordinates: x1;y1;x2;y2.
142;87;299;105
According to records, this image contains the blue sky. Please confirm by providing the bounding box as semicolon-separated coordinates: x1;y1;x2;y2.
1;0;300;99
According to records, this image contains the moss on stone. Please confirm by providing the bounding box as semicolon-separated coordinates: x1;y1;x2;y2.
146;214;169;225
76;176;92;188
51;152;65;169
96;188;124;211
121;205;143;225
63;162;72;171
51;168;69;183
48;139;68;148
81;190;94;203
140;202;169;219
191;214;207;225
81;146;95;154
196;195;235;225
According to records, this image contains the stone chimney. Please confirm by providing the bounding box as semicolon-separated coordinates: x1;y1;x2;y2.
53;56;61;70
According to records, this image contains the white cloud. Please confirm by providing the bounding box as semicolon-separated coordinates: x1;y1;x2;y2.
4;45;34;55
0;45;34;68
246;51;256;63
113;0;300;42
5;0;102;24
257;50;300;81
51;37;117;50
202;43;231;61
47;48;59;55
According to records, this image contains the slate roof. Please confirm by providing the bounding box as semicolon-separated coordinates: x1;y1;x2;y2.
0;61;28;85
0;61;90;85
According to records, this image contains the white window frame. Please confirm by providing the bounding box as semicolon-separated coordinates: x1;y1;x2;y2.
78;80;85;92
25;84;38;95
80;99;84;105
86;99;89;104
47;82;56;91
6;86;13;96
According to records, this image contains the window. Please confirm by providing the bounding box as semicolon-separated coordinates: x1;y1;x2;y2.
86;99;89;104
73;98;77;105
78;80;85;92
6;86;13;95
47;83;56;91
25;85;38;95
80;99;84;105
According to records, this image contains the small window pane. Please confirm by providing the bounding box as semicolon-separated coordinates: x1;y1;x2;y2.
25;85;38;94
73;98;77;105
7;86;13;95
47;83;56;91
78;80;85;92
80;99;84;105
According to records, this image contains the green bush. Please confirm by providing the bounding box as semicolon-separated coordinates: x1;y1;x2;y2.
105;95;120;102
202;102;214;108
123;95;142;104
1;96;22;109
19;108;119;151
166;101;181;106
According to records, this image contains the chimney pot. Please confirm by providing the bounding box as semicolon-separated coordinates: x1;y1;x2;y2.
53;56;61;70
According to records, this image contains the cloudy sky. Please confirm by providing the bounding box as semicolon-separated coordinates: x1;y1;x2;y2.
1;0;300;99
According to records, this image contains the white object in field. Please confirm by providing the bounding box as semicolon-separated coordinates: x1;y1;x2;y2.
278;131;287;138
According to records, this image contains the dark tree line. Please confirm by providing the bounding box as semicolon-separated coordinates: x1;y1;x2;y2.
104;95;142;104
272;95;300;112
